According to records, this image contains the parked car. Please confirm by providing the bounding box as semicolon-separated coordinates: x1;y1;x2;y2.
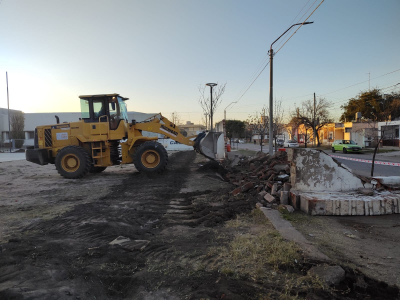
283;140;299;148
332;140;362;153
238;140;245;144
273;139;284;147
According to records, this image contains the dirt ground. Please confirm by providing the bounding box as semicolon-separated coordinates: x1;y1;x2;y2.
288;212;400;287
0;151;399;299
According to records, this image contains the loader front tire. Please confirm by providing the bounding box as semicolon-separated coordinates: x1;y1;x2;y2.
55;146;91;179
133;141;168;173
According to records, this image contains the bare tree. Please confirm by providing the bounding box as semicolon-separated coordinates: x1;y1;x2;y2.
198;83;226;131
10;111;25;148
272;99;285;150
169;111;182;125
247;107;269;152
368;103;397;176
295;97;333;146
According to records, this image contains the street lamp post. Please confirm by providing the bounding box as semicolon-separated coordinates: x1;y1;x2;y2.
268;22;313;155
224;101;237;120
206;83;217;132
6;72;11;153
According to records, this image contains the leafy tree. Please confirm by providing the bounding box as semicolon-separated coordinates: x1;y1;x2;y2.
225;120;245;144
10;111;25;148
340;89;400;122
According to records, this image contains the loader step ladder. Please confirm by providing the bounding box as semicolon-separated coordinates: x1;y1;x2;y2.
91;141;107;166
91;118;110;166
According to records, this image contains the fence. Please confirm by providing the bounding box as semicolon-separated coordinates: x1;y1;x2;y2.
0;139;33;152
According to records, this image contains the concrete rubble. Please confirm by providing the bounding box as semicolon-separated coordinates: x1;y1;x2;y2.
226;149;400;216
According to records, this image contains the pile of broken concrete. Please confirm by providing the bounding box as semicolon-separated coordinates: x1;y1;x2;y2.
225;148;400;216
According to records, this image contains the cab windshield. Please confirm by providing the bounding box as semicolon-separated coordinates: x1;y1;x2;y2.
118;97;129;122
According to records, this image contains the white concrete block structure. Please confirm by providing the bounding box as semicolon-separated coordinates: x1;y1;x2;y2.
287;148;400;216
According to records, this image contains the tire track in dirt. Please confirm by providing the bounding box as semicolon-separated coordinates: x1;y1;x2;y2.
0;151;197;299
0;151;264;300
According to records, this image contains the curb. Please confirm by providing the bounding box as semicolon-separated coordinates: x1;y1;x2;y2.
258;207;331;262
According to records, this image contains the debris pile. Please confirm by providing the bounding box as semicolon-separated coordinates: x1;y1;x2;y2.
225;151;293;209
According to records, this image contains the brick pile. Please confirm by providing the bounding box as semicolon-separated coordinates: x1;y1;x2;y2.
226;151;292;208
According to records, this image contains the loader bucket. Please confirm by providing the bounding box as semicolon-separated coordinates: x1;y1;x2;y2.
194;131;225;160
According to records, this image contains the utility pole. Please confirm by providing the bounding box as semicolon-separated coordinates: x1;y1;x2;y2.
6;72;11;153
313;93;316;147
268;21;314;155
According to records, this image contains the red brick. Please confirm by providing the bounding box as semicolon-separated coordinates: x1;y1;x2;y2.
241;182;254;192
231;187;242;196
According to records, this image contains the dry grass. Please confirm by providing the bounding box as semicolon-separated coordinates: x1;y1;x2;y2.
211;210;301;279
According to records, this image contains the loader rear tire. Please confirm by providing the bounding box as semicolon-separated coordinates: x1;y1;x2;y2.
55;146;91;179
133;141;168;173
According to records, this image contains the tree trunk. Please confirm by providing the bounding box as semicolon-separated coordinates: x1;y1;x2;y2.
371;136;384;177
316;130;321;147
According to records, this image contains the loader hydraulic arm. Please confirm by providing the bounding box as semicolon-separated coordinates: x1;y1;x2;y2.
133;114;195;146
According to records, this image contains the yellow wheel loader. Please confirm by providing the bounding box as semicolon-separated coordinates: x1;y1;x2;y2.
26;94;225;179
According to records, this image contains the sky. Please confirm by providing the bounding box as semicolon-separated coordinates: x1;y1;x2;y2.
0;0;399;125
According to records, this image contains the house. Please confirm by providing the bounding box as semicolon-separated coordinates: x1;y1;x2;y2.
378;120;400;147
178;121;206;136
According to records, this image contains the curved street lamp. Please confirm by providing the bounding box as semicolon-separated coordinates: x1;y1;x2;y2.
224;101;237;120
268;22;314;155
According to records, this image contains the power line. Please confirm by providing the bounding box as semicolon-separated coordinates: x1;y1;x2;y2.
274;0;317;50
231;0;324;108
281;68;400;103
320;68;400;97
275;0;324;55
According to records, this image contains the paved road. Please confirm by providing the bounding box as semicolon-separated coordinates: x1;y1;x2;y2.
234;143;400;177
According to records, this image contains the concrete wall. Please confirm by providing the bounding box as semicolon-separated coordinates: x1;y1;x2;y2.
288;148;364;192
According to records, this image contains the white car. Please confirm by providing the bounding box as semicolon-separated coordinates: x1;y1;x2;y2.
283;140;299;148
238;140;245;144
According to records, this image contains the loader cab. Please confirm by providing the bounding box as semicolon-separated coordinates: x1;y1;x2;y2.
79;94;129;130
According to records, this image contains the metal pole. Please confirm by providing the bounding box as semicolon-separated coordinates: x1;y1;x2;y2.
314;92;316;147
206;83;217;132
268;22;314;155
224;101;237;121
6;72;11;153
268;49;273;155
210;86;213;132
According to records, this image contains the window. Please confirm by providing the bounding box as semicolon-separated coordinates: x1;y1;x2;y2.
93;100;105;119
328;132;333;140
80;99;90;119
118;97;129;122
26;131;34;139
